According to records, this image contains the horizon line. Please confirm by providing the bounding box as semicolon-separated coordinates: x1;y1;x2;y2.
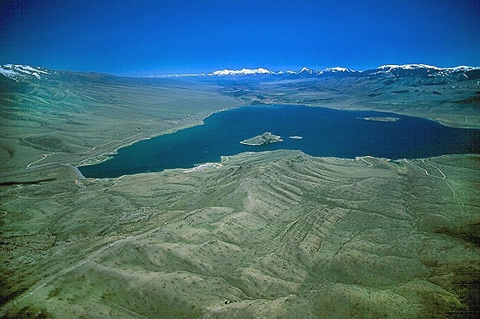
2;63;480;78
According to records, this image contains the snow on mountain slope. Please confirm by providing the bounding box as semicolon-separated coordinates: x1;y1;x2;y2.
317;67;357;74
377;64;442;71
298;67;314;74
1;63;477;80
212;68;273;76
446;66;480;72
208;64;478;77
373;64;480;76
0;64;50;81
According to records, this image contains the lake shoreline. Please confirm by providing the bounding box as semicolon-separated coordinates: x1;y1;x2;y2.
74;102;479;175
78;104;480;178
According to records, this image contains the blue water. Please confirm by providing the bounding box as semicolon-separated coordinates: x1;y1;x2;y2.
79;105;480;178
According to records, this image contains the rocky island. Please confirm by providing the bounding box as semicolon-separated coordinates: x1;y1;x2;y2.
361;117;400;122
240;131;283;146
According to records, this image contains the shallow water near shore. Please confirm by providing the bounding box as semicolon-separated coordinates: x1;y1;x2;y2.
79;104;480;178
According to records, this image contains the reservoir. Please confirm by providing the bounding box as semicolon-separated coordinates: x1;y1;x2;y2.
79;105;480;178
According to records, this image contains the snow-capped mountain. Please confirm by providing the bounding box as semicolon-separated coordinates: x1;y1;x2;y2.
375;64;479;73
317;67;357;75
205;66;356;77
367;64;480;77
377;64;441;72
445;66;480;72
0;64;51;81
1;63;479;82
211;68;273;76
298;67;314;74
204;64;479;78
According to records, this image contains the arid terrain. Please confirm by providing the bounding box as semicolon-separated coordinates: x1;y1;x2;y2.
1;65;479;318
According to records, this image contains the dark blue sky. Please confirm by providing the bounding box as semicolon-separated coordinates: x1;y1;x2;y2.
1;0;479;76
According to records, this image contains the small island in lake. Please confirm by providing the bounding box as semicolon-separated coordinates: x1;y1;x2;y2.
360;117;400;122
240;132;283;146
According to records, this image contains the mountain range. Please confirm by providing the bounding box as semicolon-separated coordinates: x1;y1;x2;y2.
170;64;480;79
2;63;480;82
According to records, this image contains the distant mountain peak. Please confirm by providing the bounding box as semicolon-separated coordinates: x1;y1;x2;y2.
317;67;356;74
211;67;273;76
378;64;442;71
444;65;480;72
0;64;50;81
372;64;480;76
0;64;50;82
2;63;478;81
207;66;359;77
298;67;314;74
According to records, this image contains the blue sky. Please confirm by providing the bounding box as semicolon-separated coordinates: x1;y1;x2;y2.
1;0;479;76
